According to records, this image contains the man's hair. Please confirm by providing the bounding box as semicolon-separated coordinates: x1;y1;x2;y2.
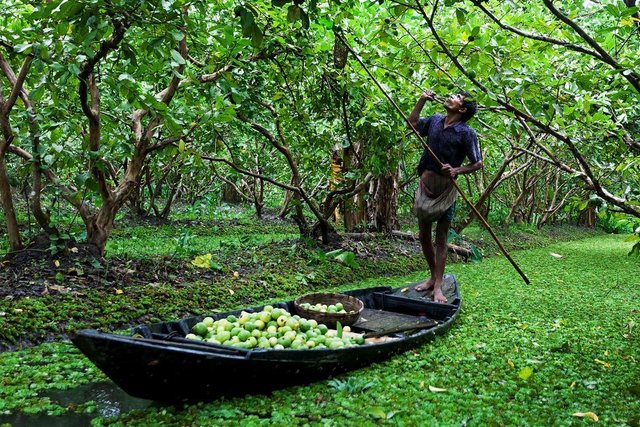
459;91;477;122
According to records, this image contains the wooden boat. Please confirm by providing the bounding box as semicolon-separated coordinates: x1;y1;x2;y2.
72;274;461;402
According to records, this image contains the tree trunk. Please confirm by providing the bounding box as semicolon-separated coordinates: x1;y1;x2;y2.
85;200;120;256
577;201;596;227
159;182;180;219
279;188;294;218
342;147;355;232
367;169;400;232
252;176;264;218
222;181;243;203
0;158;22;251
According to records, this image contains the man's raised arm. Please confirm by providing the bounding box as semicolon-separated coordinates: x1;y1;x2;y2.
407;90;435;130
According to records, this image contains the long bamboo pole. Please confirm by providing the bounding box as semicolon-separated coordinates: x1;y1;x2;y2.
334;31;530;285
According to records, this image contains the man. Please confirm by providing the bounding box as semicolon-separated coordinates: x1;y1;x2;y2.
407;90;483;303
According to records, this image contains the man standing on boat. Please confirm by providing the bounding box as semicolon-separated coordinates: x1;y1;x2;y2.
407;90;483;303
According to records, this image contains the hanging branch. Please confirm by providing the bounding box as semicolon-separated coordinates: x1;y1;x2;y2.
201;155;298;192
0;53;33;149
236;106;327;225
470;1;605;59
323;172;374;218
414;0;640;219
540;0;640;93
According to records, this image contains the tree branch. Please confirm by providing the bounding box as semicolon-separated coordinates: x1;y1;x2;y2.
6;145;91;220
417;0;640;218
471;1;605;60
1;53;33;116
200;155;298;192
541;0;640;93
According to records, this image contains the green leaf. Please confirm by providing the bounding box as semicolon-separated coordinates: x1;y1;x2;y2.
368;407;386;419
14;43;32;53
287;5;301;22
518;366;533;380
392;5;408;16
90;257;103;270
74;172;90;187
192;253;214;269
470;245;482;263
169;30;184;41
325;249;344;257
455;8;466;25
272;0;289;6
162;0;174;11
335;251;359;269
118;73;135;82
240;8;255;37
170;49;185;65
68;63;81;76
251;26;264;48
605;4;620;17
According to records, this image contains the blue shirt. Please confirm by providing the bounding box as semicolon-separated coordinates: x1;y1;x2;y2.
416;114;481;176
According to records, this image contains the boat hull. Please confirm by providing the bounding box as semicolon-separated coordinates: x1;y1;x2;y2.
72;275;461;402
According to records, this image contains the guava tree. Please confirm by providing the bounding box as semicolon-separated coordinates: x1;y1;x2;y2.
333;0;639;228
0;0;274;255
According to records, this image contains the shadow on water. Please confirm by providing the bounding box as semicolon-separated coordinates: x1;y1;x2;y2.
0;381;161;427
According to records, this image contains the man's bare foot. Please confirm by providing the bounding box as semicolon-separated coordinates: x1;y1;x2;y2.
415;278;435;292
433;288;448;304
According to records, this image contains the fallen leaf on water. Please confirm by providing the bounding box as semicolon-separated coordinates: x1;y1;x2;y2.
573;412;599;421
428;385;447;392
368;407;386;419
550;252;563;258
518;366;534;380
594;359;611;368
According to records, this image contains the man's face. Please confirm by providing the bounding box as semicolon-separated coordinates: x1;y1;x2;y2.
444;93;466;113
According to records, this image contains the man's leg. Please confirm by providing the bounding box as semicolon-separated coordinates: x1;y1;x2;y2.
432;217;450;303
416;219;436;291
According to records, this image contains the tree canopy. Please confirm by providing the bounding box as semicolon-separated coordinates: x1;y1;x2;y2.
1;0;639;255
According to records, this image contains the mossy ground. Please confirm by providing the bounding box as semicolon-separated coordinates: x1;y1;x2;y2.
0;216;638;426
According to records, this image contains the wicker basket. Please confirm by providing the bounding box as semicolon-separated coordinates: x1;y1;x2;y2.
294;292;364;329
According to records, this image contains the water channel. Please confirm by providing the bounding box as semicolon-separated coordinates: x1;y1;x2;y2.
0;381;160;426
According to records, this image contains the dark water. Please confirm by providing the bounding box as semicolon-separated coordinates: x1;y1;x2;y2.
0;381;159;427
